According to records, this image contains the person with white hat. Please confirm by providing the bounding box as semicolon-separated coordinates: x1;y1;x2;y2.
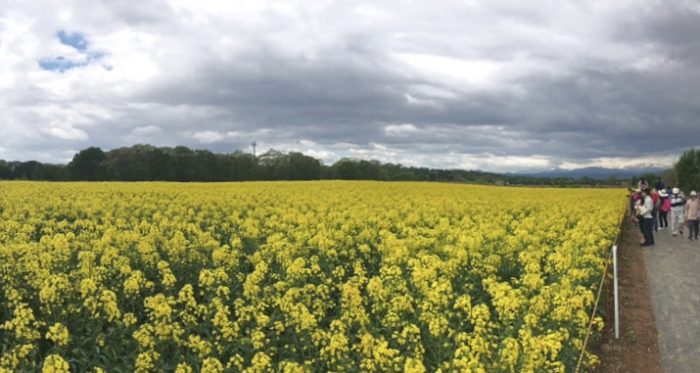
685;191;699;240
670;187;685;236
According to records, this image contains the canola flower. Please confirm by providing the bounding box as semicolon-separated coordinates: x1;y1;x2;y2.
0;181;625;371
45;323;70;346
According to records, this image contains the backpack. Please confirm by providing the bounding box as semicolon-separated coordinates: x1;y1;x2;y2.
661;198;671;213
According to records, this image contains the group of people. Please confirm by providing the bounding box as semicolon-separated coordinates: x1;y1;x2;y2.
629;179;700;247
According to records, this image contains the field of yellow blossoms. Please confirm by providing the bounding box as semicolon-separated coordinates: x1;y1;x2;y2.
0;181;625;372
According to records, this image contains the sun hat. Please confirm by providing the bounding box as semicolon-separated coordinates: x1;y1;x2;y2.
692;191;698;197
658;190;668;197
673;187;680;194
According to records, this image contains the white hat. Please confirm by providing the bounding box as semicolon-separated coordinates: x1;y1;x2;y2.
635;188;641;193
659;190;668;197
673;187;680;194
692;191;698;197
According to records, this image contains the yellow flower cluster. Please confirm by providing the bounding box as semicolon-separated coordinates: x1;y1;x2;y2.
0;181;624;371
46;323;70;346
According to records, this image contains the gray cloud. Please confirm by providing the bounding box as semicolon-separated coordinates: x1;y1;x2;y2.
1;0;699;172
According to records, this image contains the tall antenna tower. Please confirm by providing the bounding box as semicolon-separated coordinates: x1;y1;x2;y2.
251;141;257;157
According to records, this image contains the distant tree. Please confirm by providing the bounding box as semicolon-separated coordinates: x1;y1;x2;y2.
0;160;11;179
170;146;197;181
380;163;417;181
220;151;257;181
356;160;382;180
332;159;361;180
68;147;106;180
192;150;220;181
147;147;177;181
13;161;42;180
675;148;700;193
660;167;677;188
288;152;322;180
0;144;634;186
320;164;334;179
40;164;70;180
104;147;149;180
257;150;296;180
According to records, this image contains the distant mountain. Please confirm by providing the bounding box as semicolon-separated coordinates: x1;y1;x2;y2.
517;167;668;180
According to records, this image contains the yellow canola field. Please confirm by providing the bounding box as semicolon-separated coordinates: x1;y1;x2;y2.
0;181;625;372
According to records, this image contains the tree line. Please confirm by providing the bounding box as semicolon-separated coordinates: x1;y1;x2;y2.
675;148;700;192
0;144;627;186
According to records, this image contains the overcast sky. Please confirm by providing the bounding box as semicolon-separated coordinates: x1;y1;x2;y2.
1;0;699;172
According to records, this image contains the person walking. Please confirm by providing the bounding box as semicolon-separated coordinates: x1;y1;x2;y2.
636;188;655;247
670;188;685;236
685;191;699;240
658;189;670;229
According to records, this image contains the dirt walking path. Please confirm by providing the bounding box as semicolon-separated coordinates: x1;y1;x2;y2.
597;220;663;373
643;223;700;373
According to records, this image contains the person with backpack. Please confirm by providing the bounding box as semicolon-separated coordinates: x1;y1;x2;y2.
658;189;671;229
670;188;686;237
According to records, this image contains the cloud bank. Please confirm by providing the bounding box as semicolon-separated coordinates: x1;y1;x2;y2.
1;0;699;172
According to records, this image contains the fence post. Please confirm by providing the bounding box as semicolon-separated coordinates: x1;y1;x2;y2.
613;244;619;339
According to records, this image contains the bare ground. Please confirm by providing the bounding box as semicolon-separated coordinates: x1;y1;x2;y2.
596;219;663;373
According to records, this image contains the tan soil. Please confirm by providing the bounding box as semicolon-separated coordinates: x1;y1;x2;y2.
595;219;664;373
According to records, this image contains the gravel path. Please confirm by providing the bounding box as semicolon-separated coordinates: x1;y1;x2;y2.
643;225;700;373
